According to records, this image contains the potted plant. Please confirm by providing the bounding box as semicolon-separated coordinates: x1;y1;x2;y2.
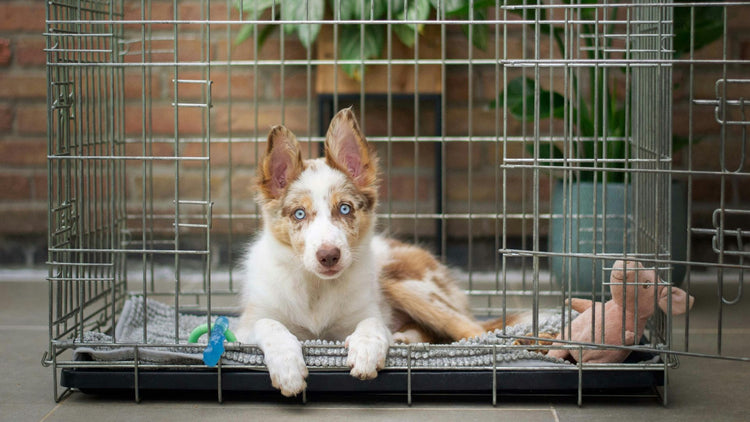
495;1;721;294
233;0;489;93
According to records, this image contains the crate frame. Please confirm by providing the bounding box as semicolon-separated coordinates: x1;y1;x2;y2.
43;0;750;405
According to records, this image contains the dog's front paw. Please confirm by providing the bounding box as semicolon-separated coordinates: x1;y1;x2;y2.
264;349;308;397
345;332;389;380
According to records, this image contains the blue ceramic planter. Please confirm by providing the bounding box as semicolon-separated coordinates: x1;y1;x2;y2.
549;180;687;296
549;181;631;296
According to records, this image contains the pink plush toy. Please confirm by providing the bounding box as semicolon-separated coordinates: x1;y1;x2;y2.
547;260;695;363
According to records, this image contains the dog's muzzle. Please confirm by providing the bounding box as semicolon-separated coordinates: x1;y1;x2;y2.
316;245;341;268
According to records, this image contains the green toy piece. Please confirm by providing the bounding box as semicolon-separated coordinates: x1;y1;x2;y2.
188;322;237;344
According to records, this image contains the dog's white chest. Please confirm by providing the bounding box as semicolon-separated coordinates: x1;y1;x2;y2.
289;283;343;339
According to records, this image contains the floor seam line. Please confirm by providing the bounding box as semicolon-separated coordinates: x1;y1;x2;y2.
39;394;69;422
551;404;561;422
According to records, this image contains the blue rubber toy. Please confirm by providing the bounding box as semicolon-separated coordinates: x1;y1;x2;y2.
188;316;236;367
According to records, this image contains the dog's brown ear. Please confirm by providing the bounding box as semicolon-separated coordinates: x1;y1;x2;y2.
258;125;303;200
324;107;378;190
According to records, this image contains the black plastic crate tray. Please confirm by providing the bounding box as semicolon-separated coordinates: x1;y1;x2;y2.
62;366;664;397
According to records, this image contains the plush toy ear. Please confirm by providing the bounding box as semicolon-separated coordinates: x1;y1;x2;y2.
324;107;378;190
658;286;695;315
257;125;303;200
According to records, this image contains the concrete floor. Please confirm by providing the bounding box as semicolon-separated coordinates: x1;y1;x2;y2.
2;269;750;422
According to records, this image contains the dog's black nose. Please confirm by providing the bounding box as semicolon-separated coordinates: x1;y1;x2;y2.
317;246;341;268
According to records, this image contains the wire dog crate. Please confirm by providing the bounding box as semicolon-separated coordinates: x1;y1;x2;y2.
44;0;750;405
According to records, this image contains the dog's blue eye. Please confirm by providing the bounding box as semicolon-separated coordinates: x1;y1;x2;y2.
293;209;306;220
339;203;351;215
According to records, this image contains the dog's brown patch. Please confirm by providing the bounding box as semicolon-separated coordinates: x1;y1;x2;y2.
281;190;315;221
325;183;375;250
279;192;316;253
380;241;485;341
382;279;487;341
268;216;293;248
380;239;531;342
381;240;439;282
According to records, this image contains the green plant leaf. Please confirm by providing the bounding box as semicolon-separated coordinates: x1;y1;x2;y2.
330;0;355;20
359;0;388;19
442;0;490;51
296;22;322;49
673;4;723;58
332;0;388;20
393;23;416;47
236;0;277;16
260;23;278;46
393;0;431;47
494;77;566;122
339;24;385;79
234;24;254;46
233;0;277;46
501;0;567;58
443;0;494;16
428;0;470;15
403;0;432;25
234;17;280;48
390;0;406;16
281;0;324;48
561;0;598;22
608;104;626;138
460;6;488;51
500;0;545;33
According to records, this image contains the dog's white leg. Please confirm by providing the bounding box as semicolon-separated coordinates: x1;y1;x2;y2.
252;318;308;397
345;317;391;380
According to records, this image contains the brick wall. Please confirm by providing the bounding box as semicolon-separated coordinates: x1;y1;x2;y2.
2;0;749;265
0;1;48;262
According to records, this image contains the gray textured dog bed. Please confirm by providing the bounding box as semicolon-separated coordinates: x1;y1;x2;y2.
73;295;572;368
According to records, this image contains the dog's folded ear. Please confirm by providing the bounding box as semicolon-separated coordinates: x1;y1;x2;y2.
324;107;378;191
258;125;304;200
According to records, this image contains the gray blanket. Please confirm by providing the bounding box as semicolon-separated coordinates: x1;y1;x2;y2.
73;295;571;368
